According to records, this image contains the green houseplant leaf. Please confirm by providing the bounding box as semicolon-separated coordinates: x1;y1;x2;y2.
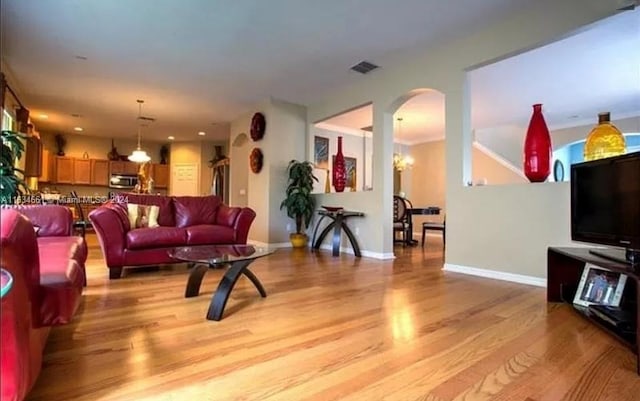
1;130;29;204
280;160;318;234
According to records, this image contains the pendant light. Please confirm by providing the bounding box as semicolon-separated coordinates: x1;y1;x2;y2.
128;99;151;163
393;117;414;171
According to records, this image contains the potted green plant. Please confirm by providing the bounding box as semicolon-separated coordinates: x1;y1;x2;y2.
1;130;28;204
280;160;318;248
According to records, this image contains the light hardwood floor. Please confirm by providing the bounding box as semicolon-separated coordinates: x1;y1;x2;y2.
27;235;640;401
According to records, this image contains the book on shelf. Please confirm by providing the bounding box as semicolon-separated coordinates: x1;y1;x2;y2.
573;263;627;308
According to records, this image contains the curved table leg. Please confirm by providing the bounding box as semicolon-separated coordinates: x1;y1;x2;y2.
185;264;210;297
341;224;362;257
207;259;264;321
242;268;267;297
313;221;337;250
311;214;328;251
332;214;344;257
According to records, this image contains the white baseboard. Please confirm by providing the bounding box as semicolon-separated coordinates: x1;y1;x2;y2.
443;263;546;287
247;240;292;248
317;244;395;260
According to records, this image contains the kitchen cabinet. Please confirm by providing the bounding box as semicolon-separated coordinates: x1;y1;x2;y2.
73;159;91;185
39;149;54;183
24;136;42;177
152;164;169;189
54;157;74;184
91;159;109;186
110;160;139;175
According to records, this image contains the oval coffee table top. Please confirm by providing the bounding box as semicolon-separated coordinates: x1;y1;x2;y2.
169;245;275;266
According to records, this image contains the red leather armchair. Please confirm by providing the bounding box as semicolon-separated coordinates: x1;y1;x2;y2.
1;206;86;401
89;195;256;279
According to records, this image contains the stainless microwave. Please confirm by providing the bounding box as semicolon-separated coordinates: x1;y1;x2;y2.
109;174;138;189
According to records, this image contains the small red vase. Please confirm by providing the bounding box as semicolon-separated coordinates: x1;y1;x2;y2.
523;104;552;182
332;136;346;192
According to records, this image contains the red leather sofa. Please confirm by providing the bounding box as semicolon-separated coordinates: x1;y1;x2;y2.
1;205;86;401
89;194;256;279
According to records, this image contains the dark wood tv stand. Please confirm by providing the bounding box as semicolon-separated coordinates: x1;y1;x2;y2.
547;247;639;374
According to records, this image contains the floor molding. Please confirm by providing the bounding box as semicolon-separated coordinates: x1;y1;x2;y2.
317;244;395;260
443;263;546;287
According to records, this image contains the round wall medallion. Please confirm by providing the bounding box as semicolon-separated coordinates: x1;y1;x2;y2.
250;148;264;174
250;112;266;141
553;160;565;182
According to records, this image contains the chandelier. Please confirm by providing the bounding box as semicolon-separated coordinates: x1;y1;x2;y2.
128;99;151;163
393;117;414;171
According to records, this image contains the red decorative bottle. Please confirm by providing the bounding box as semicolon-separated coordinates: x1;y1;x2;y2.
523;104;552;183
332;136;346;192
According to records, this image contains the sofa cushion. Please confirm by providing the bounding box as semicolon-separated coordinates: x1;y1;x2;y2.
39;258;83;325
186;225;235;245
37;236;88;267
126;227;188;250
174;196;221;228
121;194;175;227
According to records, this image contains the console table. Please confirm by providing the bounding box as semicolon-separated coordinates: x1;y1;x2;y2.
312;210;365;257
547;247;639;374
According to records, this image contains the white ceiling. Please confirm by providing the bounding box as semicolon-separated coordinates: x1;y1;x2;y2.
0;0;531;141
2;2;638;144
316;8;640;143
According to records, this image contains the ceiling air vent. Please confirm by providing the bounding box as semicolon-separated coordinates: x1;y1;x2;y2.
350;61;379;74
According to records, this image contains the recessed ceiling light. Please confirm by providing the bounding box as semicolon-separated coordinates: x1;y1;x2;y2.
198;131;206;136
39;114;48;119
168;136;175;140
74;127;83;132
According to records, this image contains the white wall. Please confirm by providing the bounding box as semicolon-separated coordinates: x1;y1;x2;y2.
306;0;622;273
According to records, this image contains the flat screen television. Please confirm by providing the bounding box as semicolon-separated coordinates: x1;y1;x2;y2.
571;151;640;266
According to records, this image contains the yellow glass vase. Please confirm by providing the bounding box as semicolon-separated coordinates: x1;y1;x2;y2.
583;112;626;161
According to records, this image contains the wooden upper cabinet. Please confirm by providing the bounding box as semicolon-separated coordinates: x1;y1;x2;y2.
152;164;169;189
124;162;139;175
110;160;139;175
24;136;42;177
39;149;54;182
91;159;109;186
54;157;74;184
73;159;91;185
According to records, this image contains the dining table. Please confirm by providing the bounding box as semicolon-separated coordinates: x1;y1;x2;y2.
406;206;441;246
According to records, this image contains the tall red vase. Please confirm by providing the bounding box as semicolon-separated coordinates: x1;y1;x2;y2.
523;104;552;183
332;136;346;192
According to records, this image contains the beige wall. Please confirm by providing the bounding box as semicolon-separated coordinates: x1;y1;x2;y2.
229;133;249;207
229;99;307;244
407;140;527;229
306;0;621;272
472;144;527;186
40;131;166;163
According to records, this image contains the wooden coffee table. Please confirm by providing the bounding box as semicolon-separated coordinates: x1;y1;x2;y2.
169;245;275;321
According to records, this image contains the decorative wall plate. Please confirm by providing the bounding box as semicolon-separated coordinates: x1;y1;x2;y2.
553;159;564;182
250;148;263;174
250;112;266;141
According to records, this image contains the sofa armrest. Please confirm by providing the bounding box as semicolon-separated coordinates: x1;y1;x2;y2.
233;208;256;244
214;205;255;243
88;203;129;267
1;205;73;237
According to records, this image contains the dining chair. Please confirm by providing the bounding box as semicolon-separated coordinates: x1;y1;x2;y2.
422;216;445;249
69;191;92;238
393;195;411;245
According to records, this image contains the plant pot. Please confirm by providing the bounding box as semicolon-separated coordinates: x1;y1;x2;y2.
289;233;308;248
